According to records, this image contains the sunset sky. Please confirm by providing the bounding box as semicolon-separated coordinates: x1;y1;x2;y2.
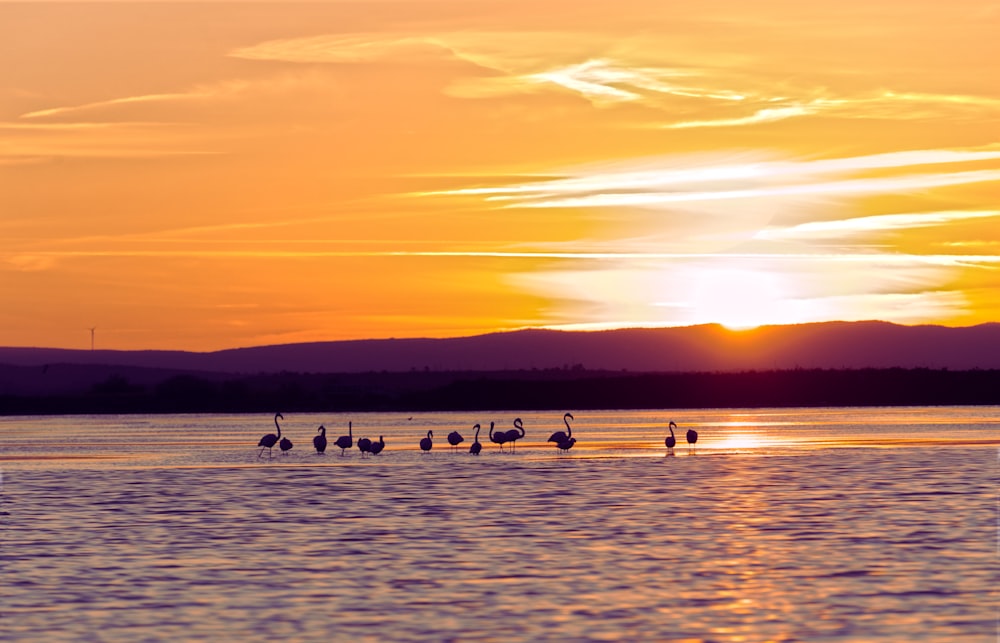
2;1;999;351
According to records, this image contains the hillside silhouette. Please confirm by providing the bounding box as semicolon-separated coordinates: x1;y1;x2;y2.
2;321;1000;375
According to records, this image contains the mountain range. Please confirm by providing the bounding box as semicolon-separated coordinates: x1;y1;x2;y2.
2;320;999;375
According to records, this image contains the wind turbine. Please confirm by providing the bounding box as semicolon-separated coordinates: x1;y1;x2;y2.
89;327;96;351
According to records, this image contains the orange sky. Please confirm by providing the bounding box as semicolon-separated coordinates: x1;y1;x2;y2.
2;1;999;350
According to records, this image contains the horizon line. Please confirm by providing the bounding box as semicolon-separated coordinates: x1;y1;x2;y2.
1;318;997;354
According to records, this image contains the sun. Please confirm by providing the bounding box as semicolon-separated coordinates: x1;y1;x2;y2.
691;268;794;330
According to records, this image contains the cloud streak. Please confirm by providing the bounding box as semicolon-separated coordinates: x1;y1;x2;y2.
20;81;251;120
423;148;1000;209
229;31;1000;129
758;210;1000;241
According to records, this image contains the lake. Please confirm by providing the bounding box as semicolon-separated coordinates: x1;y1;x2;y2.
3;407;998;642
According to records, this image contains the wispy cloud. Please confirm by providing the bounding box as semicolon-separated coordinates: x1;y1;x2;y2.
408;143;1000;330
19;81;251;120
758;210;1000;241
230;34;443;64
458;58;748;106
495;170;1000;209
228;30;589;71
667;105;812;129
423;148;1000;209
662;91;1000;129
0;120;220;161
228;30;1000;130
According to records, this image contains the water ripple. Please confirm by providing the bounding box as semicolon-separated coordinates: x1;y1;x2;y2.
2;408;998;641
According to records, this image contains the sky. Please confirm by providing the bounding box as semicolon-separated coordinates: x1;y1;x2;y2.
2;1;999;351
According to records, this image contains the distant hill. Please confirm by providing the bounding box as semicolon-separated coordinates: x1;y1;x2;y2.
1;321;999;375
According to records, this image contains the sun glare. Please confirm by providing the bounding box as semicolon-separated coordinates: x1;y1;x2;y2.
690;268;790;330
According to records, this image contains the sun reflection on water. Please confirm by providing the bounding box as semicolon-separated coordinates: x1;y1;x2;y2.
714;434;763;450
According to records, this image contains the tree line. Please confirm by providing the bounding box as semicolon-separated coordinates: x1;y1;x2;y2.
2;367;1000;415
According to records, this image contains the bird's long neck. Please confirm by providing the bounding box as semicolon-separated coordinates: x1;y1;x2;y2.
377;436;384;446
474;426;480;440
669;426;674;438
275;416;282;437
513;419;524;437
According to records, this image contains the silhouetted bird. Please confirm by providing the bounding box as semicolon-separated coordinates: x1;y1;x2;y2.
335;421;353;456
687;426;699;453
548;413;574;445
489;422;508;453
420;430;433;453
665;421;677;451
358;437;373;457
556;436;576;453
469;424;482;455
505;418;525;453
447;430;464;451
314;425;327;454
279;435;293;454
370;436;385;455
257;412;283;458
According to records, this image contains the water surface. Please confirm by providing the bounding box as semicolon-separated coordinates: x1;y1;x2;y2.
3;407;998;641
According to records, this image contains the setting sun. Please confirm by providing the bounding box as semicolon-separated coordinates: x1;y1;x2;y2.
689;268;790;331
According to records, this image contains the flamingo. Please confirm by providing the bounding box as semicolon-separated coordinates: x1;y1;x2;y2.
357;436;373;458
257;412;283;458
314;425;327;454
447;430;465;451
335;421;353;456
505;418;525;453
489;422;508;453
420;430;433;453
665;421;677;452
687;426;699;453
548;413;574;445
556;436;576;453
370;436;385;455
279;435;293;454
469;424;482;455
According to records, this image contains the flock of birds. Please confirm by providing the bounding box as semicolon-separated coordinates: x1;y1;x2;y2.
257;414;385;458
257;412;699;459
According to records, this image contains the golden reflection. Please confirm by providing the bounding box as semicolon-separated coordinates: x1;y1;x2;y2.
715;434;764;450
